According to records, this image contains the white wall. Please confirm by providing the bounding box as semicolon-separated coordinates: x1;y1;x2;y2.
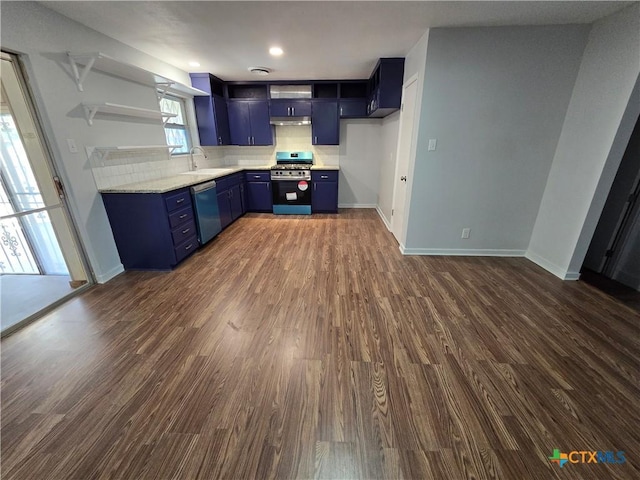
404;25;589;255
377;111;400;225
338;120;382;207
1;2;195;282
527;4;640;279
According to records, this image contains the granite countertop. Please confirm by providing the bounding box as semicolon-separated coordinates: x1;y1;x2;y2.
99;164;339;194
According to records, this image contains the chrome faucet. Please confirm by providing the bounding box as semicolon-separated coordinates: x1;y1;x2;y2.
189;146;208;171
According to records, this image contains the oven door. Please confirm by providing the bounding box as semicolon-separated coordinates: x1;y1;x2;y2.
271;178;312;214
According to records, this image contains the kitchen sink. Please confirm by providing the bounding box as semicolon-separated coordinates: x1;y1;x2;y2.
180;168;235;176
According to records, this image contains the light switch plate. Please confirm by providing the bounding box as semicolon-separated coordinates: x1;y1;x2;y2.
428;139;437;151
66;138;78;153
461;228;471;239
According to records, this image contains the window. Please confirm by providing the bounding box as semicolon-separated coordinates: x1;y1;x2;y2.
159;95;192;154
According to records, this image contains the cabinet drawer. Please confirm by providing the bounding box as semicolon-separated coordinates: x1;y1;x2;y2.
312;170;339;182
245;171;270;182
174;235;198;264
171;220;197;246
168;206;194;229
164;189;192;213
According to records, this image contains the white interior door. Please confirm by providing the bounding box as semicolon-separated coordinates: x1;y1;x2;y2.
391;76;418;245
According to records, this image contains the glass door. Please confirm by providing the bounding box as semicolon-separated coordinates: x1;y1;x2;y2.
1;52;90;334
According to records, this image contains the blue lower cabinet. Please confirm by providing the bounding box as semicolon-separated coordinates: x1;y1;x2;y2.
102;188;198;270
216;173;246;229
312;170;339;213
245;171;272;212
217;189;233;229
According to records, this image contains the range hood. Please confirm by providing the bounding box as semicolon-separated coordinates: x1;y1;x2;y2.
270;116;312;126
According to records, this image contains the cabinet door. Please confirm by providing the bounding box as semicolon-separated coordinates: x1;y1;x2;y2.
213;95;231;145
248;101;273;146
229;184;243;220
193;96;218;146
270;100;312;117
227;101;251;146
312;101;339;145
312;181;338;213
217;190;232;229
239;182;247;214
247;182;272;212
339;99;367;118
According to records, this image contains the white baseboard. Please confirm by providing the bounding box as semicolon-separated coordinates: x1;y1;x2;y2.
95;263;124;284
525;251;580;280
401;248;526;257
338;203;377;208
375;206;392;231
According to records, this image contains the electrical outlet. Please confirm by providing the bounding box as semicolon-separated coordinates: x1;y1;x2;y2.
428;138;437;151
461;228;471;239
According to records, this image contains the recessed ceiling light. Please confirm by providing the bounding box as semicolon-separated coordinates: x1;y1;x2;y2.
188;61;201;67
248;67;271;76
269;47;283;56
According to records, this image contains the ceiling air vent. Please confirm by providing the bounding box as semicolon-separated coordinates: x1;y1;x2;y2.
248;67;270;76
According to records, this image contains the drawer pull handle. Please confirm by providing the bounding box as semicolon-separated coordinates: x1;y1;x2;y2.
254;176;261;179
176;198;185;204
179;214;188;219
321;175;329;179
182;228;190;234
185;243;193;251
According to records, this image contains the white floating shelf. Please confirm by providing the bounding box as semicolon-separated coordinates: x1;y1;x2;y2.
81;102;176;126
68;52;208;96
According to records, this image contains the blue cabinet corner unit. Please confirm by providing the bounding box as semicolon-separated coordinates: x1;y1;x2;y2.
102;188;198;270
190;73;231;146
367;58;405;118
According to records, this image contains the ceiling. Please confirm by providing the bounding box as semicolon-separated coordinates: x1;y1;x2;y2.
41;1;634;81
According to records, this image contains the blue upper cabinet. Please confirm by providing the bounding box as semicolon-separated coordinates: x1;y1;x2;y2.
190;73;231;146
312;100;339;145
228;100;273;146
270;99;312;117
367;58;405;118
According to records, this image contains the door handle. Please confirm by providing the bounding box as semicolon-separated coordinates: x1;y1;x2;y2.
292;107;295;116
218;137;222;145
314;136;318;144
400;176;407;182
248;136;251;145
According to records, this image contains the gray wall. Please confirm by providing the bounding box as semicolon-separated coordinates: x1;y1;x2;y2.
1;2;193;282
528;4;640;279
404;25;589;255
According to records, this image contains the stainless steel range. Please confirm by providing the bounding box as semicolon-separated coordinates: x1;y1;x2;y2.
271;152;313;214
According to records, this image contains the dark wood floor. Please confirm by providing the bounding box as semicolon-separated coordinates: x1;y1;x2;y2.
2;209;639;480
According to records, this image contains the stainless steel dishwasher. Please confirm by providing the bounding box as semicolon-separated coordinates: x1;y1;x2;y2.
190;180;222;245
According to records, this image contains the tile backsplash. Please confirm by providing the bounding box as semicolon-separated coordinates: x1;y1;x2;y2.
91;125;339;189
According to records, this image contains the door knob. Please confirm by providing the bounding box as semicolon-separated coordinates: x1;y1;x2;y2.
400;176;407;182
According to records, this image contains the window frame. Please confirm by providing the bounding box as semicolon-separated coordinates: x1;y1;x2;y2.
159;93;199;156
